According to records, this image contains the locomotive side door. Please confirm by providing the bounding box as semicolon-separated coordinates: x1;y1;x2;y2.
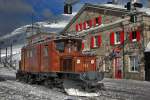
83;58;96;72
61;57;74;72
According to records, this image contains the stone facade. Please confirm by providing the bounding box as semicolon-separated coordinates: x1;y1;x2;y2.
61;3;150;80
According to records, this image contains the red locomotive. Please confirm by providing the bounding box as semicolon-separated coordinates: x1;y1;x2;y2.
16;33;104;95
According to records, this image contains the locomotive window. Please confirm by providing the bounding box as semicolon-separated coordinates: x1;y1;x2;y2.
44;46;49;56
30;50;33;57
27;50;30;58
27;49;33;58
55;42;64;52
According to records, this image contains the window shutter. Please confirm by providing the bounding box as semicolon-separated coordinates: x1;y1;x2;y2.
83;21;86;30
89;19;92;28
81;41;84;50
129;32;132;42
79;23;82;31
93;18;97;27
98;16;102;25
110;32;115;45
75;24;79;32
120;31;124;44
97;35;102;47
91;36;94;48
136;31;140;41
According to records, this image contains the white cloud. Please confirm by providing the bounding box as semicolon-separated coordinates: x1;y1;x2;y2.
0;20;69;41
62;12;77;17
44;21;68;28
0;25;29;41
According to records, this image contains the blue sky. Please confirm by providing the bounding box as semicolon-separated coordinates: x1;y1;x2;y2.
0;0;148;36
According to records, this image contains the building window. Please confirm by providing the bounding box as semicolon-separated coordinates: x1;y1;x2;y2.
76;24;83;32
115;31;121;44
91;35;102;48
129;31;140;42
129;56;139;72
132;31;137;41
95;17;99;26
86;20;92;29
86;20;90;29
82;40;90;51
94;16;102;27
94;36;98;47
79;23;82;31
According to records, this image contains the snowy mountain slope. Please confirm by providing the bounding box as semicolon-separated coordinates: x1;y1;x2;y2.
0;13;76;66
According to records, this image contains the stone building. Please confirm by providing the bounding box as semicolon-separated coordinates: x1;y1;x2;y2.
61;3;150;80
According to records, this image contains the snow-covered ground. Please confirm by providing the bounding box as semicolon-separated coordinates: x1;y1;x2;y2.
0;66;150;100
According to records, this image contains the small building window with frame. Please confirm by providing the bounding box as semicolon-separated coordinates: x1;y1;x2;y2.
86;20;92;29
129;56;139;72
132;31;137;42
115;31;121;44
94;36;99;47
92;35;102;48
95;17;99;26
86;20;90;29
82;40;90;51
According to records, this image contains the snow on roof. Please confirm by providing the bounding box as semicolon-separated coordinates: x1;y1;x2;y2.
102;3;150;16
100;4;125;9
136;7;150;15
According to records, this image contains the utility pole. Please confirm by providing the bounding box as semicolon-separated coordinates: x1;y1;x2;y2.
0;48;1;63
10;44;12;67
5;47;7;65
123;30;125;78
32;12;34;36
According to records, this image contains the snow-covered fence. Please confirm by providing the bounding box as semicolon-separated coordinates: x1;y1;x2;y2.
0;52;21;70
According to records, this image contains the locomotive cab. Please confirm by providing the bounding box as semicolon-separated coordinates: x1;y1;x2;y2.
54;38;96;73
54;38;82;53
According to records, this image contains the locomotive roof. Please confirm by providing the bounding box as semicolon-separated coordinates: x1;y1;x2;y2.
23;35;82;48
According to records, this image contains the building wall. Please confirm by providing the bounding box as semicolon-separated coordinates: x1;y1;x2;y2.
90;14;145;80
65;7;122;34
63;6;150;80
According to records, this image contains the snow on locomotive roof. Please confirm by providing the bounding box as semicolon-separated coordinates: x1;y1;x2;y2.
26;32;82;46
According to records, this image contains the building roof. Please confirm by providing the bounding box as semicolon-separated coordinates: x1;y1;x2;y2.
61;3;130;34
61;3;150;35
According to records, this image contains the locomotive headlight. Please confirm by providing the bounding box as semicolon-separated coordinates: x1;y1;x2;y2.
77;59;80;64
91;60;94;64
